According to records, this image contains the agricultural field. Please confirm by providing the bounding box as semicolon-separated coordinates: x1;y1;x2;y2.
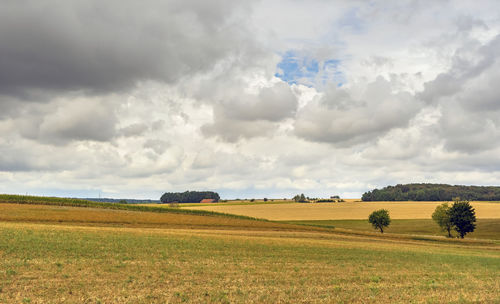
288;219;500;240
183;200;500;221
141;199;293;208
0;203;304;232
0;196;499;303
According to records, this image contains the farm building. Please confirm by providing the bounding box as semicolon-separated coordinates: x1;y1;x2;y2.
200;199;216;203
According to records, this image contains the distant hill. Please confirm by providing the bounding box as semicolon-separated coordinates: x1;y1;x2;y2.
361;183;500;201
84;198;160;204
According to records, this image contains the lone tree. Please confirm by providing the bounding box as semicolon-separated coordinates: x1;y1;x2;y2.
368;209;391;233
432;203;453;237
449;200;476;238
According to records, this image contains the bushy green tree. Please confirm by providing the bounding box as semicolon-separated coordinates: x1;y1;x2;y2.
449;201;476;238
368;209;391;233
293;194;307;202
432;203;453;237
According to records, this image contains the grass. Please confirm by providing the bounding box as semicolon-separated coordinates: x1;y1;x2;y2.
287;219;500;241
183;200;500;220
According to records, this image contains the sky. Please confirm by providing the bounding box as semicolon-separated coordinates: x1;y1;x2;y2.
1;0;500;199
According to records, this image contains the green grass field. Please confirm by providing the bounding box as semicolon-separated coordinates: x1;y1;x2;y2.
287;219;500;241
0;195;499;303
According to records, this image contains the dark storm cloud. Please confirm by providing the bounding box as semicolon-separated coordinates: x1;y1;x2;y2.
0;0;260;145
0;0;254;97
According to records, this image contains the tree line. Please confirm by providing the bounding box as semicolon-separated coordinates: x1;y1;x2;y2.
160;191;220;204
362;183;500;201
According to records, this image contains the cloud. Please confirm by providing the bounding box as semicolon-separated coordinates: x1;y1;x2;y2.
15;97;118;145
417;35;500;153
202;81;298;142
294;77;421;145
438;107;500;153
202;118;276;143
119;123;149;137
143;139;170;155
191;151;216;169
419;35;500;103
0;0;256;97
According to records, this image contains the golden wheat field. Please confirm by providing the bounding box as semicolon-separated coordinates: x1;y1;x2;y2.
183;201;500;221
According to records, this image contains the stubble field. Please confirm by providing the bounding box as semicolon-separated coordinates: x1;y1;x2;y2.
0;196;499;303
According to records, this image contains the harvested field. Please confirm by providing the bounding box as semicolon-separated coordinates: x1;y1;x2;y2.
184;201;500;220
0;203;318;232
1;196;499;303
1;221;499;303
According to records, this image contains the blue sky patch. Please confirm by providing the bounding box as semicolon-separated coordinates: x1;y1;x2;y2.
275;51;345;87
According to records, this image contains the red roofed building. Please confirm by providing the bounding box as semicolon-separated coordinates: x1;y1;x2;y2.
200;199;216;203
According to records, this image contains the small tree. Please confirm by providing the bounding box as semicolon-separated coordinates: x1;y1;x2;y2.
432;203;453;237
449;200;476;238
368;209;391;233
